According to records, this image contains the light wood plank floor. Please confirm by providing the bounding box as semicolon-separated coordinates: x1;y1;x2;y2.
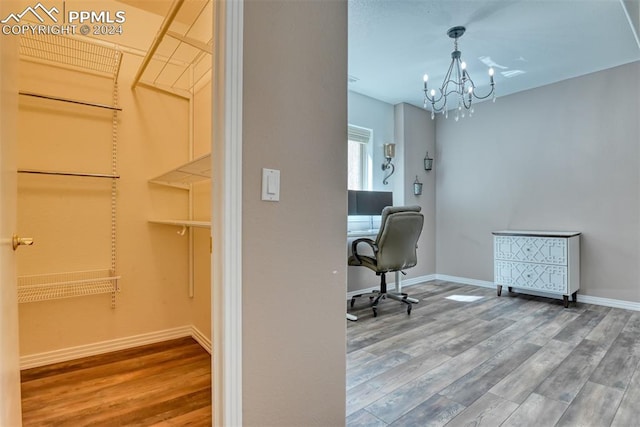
347;280;640;426
21;337;211;426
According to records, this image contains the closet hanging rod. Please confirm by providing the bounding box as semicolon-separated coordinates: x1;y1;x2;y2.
19;91;123;111
18;169;120;179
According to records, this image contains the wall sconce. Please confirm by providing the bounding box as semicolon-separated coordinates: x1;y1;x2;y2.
382;143;396;185
424;151;433;171
413;176;423;196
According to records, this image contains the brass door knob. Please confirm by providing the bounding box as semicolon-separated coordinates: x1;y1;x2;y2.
12;234;34;251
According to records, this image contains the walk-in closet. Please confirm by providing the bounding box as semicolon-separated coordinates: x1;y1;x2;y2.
10;0;214;421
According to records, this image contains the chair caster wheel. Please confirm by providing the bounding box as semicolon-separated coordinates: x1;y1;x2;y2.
407;305;412;315
350;298;355;308
372;308;377;317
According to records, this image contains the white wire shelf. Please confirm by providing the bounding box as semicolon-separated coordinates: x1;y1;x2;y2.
149;153;211;188
133;0;212;96
19;32;122;80
18;270;120;304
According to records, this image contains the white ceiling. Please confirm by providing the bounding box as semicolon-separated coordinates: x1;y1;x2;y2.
348;0;640;109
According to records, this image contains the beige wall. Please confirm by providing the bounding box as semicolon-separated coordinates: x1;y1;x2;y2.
16;46;197;354
242;0;348;425
192;81;212;340
435;62;640;302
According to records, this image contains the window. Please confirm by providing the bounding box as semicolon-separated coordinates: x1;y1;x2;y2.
348;124;371;190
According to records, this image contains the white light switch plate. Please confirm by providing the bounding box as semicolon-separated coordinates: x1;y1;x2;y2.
261;168;280;201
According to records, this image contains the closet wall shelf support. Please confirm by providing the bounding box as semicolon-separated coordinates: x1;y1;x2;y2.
18;169;120;179
19;91;123;111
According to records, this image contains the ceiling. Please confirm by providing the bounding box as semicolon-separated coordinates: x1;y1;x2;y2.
348;0;640;110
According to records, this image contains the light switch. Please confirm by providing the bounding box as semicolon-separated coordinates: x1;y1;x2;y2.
261;168;280;201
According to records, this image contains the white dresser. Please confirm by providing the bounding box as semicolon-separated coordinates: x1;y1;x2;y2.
493;230;581;308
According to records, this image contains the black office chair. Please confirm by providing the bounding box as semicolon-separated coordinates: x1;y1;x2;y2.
348;206;424;317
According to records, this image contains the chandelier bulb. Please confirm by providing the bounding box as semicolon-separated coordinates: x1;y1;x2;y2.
423;74;428;82
488;67;494;77
430;89;436;98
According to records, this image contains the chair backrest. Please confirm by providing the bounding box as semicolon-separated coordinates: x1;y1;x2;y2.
374;206;424;272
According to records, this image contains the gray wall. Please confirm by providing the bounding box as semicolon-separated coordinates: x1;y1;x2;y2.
347;91;396;192
396;103;436;279
242;1;347;425
346;97;436;292
436;61;640;302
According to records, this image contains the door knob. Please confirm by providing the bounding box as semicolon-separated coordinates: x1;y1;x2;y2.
12;234;34;251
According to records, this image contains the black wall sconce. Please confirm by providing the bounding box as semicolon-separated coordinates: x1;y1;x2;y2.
413;176;423;196
382;143;396;185
424;151;433;171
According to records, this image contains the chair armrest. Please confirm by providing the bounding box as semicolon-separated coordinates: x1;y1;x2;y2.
351;238;378;264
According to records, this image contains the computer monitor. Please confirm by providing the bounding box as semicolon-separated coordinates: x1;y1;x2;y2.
348;190;393;216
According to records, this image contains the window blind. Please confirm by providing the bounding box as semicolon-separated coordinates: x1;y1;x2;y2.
348;125;372;144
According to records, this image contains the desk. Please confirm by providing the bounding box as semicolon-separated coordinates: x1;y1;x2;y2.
347;229;380;238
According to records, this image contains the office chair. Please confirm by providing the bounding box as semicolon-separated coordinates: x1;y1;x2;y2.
348;205;424;317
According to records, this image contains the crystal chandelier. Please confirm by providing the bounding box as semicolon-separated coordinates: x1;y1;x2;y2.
422;26;496;120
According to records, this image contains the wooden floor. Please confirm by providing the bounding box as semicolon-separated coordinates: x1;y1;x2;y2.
21;337;211;426
347;280;640;426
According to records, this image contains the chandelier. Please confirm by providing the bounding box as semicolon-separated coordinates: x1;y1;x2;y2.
422;26;496;120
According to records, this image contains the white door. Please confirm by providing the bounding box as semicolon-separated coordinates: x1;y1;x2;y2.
0;16;23;426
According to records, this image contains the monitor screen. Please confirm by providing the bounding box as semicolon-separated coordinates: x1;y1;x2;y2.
348;190;393;216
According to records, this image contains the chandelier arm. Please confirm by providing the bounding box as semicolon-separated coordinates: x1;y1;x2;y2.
470;86;495;100
462;94;472;110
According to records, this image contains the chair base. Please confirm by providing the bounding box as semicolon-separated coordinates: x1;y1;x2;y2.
349;290;416;317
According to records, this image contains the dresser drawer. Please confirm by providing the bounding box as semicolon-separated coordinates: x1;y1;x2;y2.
495;260;568;293
494;236;567;265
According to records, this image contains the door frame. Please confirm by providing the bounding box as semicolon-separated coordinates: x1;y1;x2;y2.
212;1;243;425
0;12;22;425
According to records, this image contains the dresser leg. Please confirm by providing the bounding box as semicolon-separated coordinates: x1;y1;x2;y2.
563;295;569;308
497;285;502;296
572;292;577;303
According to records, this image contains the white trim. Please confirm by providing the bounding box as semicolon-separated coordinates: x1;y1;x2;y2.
435;274;495;289
221;1;243;426
20;326;192;370
435;274;640;312
346;274;435;299
191;325;212;354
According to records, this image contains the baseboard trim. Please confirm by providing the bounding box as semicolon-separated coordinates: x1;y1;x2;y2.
20;325;210;370
346;274;435;299
191;325;212;354
435;274;640;312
